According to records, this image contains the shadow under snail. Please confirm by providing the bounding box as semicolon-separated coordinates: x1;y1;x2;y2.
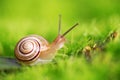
14;15;79;65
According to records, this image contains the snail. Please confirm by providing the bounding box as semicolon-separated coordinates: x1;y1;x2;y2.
14;15;79;65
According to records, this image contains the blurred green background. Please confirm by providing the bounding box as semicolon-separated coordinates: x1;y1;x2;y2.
0;0;120;80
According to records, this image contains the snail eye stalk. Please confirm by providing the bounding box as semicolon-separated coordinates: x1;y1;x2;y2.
62;23;79;37
58;15;61;35
58;15;79;37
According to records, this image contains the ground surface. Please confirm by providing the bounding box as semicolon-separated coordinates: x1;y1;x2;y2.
0;0;120;80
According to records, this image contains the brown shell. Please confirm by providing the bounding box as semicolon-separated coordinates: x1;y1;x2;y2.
14;35;49;64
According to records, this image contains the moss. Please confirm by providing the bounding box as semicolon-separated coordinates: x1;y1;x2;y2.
0;0;120;80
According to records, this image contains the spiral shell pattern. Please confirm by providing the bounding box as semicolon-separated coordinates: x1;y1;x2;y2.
15;36;41;63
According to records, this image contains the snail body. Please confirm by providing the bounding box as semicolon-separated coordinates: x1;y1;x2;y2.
15;35;65;65
14;16;78;65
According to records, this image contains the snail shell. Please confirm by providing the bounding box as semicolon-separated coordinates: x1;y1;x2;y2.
15;35;49;64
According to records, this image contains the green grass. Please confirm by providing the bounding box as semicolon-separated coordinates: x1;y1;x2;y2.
0;0;120;80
